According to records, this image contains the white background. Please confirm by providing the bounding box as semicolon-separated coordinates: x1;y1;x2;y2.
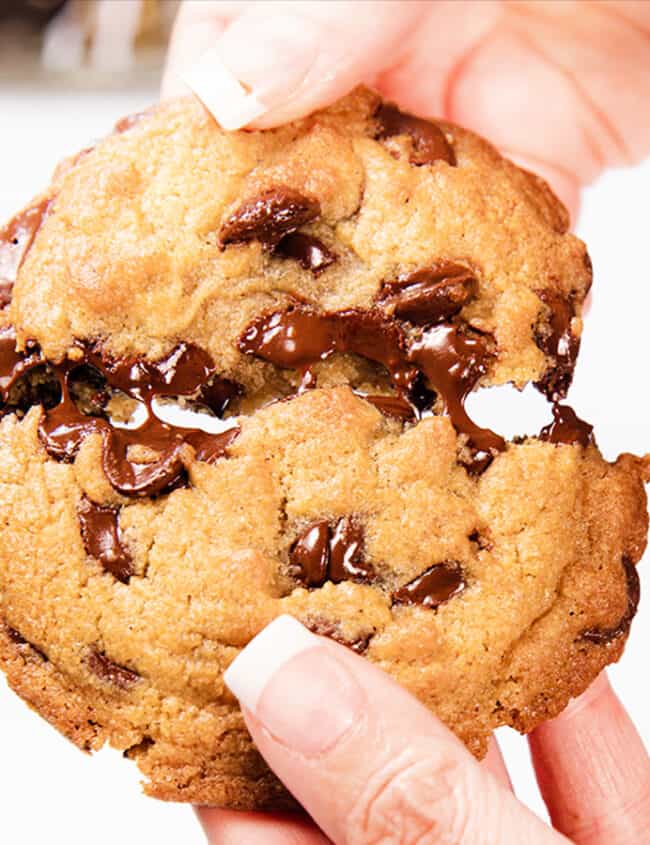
0;78;648;844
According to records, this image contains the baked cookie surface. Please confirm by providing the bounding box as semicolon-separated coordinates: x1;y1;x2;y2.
0;88;646;809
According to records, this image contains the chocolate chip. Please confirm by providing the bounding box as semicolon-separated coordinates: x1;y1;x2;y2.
361;393;416;422
408;324;505;460
378;263;478;325
393;561;466;609
274;232;336;274
87;649;140;688
539;403;594;448
289;519;330;587
304;618;373;654
581;557;640;644
534;290;580;401
78;497;134;583
198;377;242;417
289;516;373;587
375;103;455;166
329;516;373;583
219;187;321;249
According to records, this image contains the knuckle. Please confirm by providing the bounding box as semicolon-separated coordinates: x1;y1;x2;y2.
346;748;474;845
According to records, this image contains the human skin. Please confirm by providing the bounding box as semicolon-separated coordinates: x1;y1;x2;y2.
161;3;650;842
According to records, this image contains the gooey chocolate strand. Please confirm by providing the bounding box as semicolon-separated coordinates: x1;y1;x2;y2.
239;303;505;470
39;343;241;497
540;403;594;448
534;289;580;401
0;197;52;308
0;334;240;498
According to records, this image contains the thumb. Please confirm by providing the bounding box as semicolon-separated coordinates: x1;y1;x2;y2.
165;0;423;130
225;616;568;845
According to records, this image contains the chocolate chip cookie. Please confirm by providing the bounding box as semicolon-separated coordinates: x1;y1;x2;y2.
0;87;646;809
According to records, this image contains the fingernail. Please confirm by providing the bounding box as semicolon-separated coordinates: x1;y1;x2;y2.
181;12;320;130
224;615;365;757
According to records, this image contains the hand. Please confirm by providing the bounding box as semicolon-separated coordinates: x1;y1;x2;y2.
162;0;650;221
195;616;649;844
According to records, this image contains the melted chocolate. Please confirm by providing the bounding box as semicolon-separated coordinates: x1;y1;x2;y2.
275;232;336;274
0;329;240;497
375;103;455;166
540;404;594;448
305;618;373;654
78;497;134;583
239;305;413;384
0;197;51;307
379;263;478;325
289;516;373;587
534;290;580;401
289;519;330;587
219;188;321;249
39;343;240;497
393;562;466;609
240;304;504;466
87;649;140;688
0;327;40;400
582;557;640;644
329;516;372;582
361;393;416;422
408;324;505;458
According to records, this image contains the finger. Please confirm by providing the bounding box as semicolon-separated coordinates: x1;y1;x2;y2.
529;672;650;845
481;735;513;792
161;1;233;99
225;616;569;845
196;807;330;845
172;0;424;130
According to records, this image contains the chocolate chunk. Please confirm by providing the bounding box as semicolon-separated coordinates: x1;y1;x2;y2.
361;393;416;422
289;520;330;587
408;324;505;459
540;404;594;448
78;497;134;583
582;557;640;644
198;377;242;417
534;290;580;401
219;188;321;249
87;649;140;689
375;103;455;166
0;197;52;307
379;263;478;325
289;516;373;587
469;530;493;551
393;562;466;609
274;232;336;274
329;516;373;583
305;618;373;654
